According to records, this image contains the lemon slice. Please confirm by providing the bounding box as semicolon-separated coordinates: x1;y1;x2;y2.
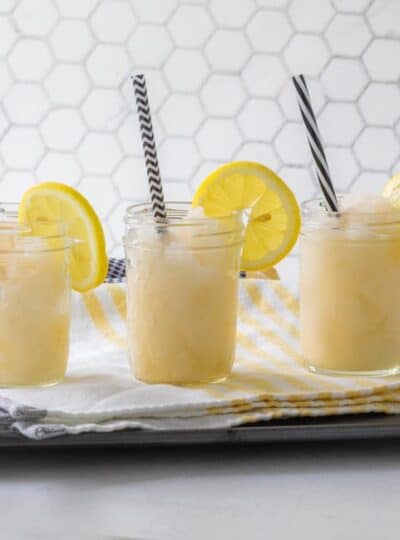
193;161;300;270
382;173;400;207
19;182;108;292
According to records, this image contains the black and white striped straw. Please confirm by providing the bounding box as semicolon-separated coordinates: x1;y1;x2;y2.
292;74;339;213
132;74;167;221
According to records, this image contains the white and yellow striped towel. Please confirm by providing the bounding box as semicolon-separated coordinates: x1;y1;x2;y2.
3;269;400;439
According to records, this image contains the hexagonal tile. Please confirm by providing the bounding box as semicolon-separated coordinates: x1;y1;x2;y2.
238;99;283;141
0;108;8;138
129;0;177;23
82;89;127;130
45;64;90;106
278;166;316;202
158;139;201;180
324;148;359;192
354;128;399;171
13;0;58;37
284;34;329;76
0;0;18;13
235;143;280;170
321;58;368;101
0;172;36;201
325;14;371;57
91;1;136;43
242;54;286;97
367;1;400;37
257;0;289;5
79;177;117;218
50;20;93;62
205;30;250;72
163;181;192;201
318;103;363;145
274;123;311;166
279;78;326;121
164;50;209;92
0;16;16;55
78;133;123;175
201;75;246;116
3;83;50;124
103;223;117;253
351;172;388;195
0;159;8;184
108;201;129;247
113;157;148;199
0;127;44;169
191;161;223;191
196;119;241;161
363;40;400;82
169;5;213;47
121;69;168;112
128;25;172;67
14;0;58;36
210;0;255;28
331;0;371;12
289;0;333;32
40;110;86;151
8;39;53;81
160;95;204;136
118;113;164;157
36;153;82;186
247;11;292;52
55;0;98;18
86;44;130;87
0;62;12;100
359;84;400;126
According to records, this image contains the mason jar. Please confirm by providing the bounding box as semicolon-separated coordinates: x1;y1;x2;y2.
300;197;400;376
0;216;71;387
124;202;243;384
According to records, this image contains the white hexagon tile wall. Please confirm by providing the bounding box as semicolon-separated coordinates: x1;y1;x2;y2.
0;0;399;256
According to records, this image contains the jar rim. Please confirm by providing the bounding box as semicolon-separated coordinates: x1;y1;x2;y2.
301;195;400;238
125;201;243;228
303;195;400;221
124;201;243;250
0;214;71;253
302;195;400;218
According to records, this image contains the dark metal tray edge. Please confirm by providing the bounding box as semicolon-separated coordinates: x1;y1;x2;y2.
2;413;400;449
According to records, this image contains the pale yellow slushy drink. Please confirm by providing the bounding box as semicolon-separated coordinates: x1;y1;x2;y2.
0;225;71;386
301;195;400;376
125;203;243;384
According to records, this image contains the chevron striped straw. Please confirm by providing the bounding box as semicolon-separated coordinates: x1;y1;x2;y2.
132;74;168;221
292;74;339;213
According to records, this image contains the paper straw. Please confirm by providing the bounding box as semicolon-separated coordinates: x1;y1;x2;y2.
132;74;168;221
292;74;339;213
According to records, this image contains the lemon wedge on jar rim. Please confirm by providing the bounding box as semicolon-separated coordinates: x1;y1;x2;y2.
193;161;300;271
19;182;108;292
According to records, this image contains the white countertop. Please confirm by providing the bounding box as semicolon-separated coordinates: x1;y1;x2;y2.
2;439;400;539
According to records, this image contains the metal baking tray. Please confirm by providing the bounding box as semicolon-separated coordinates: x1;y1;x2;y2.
2;414;400;448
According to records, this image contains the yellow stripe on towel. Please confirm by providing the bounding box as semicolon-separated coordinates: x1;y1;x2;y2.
238;299;304;366
245;281;299;340
107;284;127;320
269;281;300;318
82;290;126;349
